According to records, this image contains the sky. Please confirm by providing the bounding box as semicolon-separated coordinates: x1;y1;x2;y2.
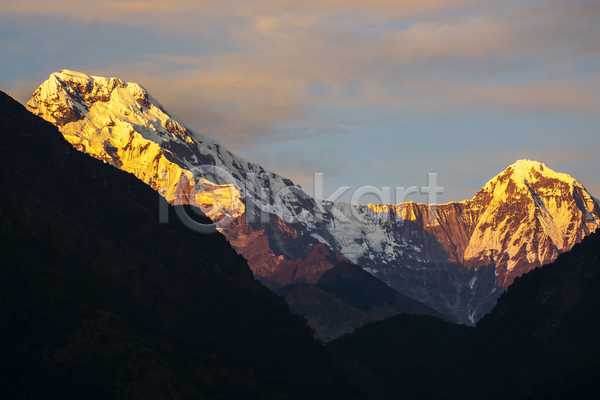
1;0;599;204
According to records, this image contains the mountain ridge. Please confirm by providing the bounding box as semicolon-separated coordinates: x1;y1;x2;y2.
26;70;600;324
368;159;600;287
276;261;450;342
417;229;600;399
1;89;376;399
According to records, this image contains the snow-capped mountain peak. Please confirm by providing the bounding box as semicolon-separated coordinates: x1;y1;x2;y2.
26;71;600;325
464;159;599;285
510;159;574;183
26;70;302;224
480;159;577;197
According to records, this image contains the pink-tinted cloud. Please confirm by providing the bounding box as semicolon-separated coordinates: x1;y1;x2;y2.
3;0;475;23
7;0;600;154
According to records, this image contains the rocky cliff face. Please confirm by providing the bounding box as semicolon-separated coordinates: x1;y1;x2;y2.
368;160;600;288
26;71;600;324
26;70;343;286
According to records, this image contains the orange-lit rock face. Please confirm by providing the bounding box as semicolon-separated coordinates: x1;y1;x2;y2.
26;70;346;289
368;160;600;287
27;71;600;324
221;213;343;287
277;216;298;239
26;70;245;224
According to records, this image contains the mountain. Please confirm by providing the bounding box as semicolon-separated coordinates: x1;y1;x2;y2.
317;261;449;319
276;261;449;342
364;159;600;323
328;231;600;400
370;159;600;287
416;229;600;400
275;283;379;343
0;90;373;399
328;314;472;400
26;70;600;324
25;70;343;287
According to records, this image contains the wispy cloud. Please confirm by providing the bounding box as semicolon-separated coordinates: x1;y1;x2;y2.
3;0;599;200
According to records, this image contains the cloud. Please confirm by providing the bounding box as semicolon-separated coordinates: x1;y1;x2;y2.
90;60;311;150
2;0;474;24
6;0;600;181
468;80;600;114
